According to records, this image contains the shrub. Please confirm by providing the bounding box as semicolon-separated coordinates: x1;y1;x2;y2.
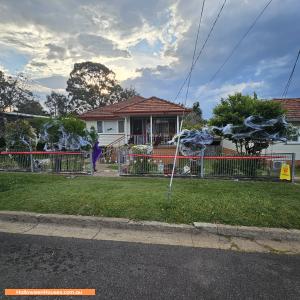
211;158;261;177
5;119;36;151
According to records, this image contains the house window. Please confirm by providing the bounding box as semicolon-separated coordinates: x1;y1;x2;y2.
118;120;125;133
104;120;117;133
287;127;300;143
97;121;103;133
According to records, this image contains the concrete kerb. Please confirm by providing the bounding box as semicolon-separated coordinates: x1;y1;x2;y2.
0;211;300;241
193;222;300;241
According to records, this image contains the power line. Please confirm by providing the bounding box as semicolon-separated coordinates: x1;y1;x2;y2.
168;0;228;201
282;49;300;98
167;0;206;201
183;0;206;107
208;0;273;84
173;0;227;104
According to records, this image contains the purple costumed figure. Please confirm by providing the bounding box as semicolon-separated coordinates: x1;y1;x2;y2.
92;141;102;172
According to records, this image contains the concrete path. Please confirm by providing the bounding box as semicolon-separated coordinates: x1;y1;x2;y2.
93;163;119;177
1;219;300;254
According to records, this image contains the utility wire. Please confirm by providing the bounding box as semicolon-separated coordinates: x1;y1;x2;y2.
167;0;206;201
208;0;273;84
168;0;275;200
282;49;300;98
168;0;227;200
184;0;206;106
173;0;227;104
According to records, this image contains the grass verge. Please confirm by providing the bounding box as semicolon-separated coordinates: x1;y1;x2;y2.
0;173;299;229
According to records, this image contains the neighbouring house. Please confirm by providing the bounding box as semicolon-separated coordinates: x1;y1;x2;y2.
80;96;191;147
269;98;300;165
222;98;300;165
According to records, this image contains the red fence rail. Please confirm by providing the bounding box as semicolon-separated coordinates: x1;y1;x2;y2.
119;150;295;181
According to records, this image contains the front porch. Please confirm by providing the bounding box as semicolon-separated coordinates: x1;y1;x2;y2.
125;116;180;146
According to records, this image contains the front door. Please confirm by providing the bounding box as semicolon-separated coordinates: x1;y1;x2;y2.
131;118;148;144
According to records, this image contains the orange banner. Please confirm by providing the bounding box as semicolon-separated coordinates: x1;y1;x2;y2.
5;289;96;296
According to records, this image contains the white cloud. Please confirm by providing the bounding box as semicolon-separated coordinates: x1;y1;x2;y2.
0;0;299;116
196;81;265;103
255;55;291;76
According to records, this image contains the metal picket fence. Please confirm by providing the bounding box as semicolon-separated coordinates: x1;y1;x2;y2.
0;151;92;174
118;148;295;182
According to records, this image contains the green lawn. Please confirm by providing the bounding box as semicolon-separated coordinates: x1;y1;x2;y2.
295;166;300;178
0;173;299;229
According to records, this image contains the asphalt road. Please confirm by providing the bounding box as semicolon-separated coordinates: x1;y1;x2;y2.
0;232;299;300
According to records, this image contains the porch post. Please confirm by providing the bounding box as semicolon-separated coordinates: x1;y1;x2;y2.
176;115;180;134
127;116;131;142
124;116;128;143
150;115;153;146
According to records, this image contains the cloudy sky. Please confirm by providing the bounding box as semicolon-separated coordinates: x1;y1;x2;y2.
0;0;299;117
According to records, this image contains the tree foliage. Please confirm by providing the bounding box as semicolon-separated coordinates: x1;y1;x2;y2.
0;70;44;115
66;62;138;113
210;93;285;127
108;84;139;104
16;98;46;115
183;101;205;130
0;70;12;112
45;91;71;117
209;93;287;154
0;71;27;112
5;119;37;150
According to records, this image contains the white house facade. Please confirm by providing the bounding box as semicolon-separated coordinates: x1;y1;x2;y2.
80;96;190;147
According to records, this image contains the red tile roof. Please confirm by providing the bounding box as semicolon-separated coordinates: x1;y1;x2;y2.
80;96;190;120
273;98;300;121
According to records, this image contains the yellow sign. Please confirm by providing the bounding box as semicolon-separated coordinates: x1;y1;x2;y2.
280;163;291;181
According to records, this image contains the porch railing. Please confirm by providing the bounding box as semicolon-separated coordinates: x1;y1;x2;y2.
130;134;173;145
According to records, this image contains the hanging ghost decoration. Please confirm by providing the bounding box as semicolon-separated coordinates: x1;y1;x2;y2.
168;128;214;156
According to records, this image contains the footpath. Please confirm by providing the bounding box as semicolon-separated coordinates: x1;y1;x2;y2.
0;211;299;254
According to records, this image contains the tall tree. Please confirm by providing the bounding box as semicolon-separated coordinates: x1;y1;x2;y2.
66;62;117;113
0;71;36;112
15;98;46;116
45;91;71;117
0;70;16;112
192;101;203;119
183;101;205;130
108;84;139;103
66;62;138;113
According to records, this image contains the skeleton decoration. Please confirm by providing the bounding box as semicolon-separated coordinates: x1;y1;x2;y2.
168;128;214;156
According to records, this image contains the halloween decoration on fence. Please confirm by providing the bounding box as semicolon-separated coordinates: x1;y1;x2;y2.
168;128;214;156
212;115;294;155
168;116;294;157
39;120;92;151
